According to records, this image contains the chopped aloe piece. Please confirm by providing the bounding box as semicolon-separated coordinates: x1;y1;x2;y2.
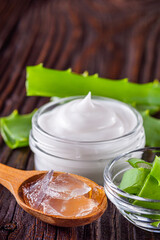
151;221;160;227
0;110;36;149
150;156;160;185
119;168;149;195
128;158;152;169
133;156;160;209
120;155;160;211
134;175;160;209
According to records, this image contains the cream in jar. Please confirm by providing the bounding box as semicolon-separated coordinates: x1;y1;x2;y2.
38;92;137;141
30;93;145;184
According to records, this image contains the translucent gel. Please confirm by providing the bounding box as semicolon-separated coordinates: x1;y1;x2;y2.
22;171;102;217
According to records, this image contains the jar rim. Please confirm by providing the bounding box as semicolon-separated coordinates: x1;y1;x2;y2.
32;95;143;145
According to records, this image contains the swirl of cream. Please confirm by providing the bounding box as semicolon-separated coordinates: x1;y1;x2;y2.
38;92;137;141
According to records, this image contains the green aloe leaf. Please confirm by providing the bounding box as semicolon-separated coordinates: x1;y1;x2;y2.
120;156;160;210
0;109;36;149
133;174;160;209
128;158;152;169
133;156;160;209
141;110;160;147
150;156;160;185
151;221;160;227
133;103;160;115
26;64;160;106
119;168;150;195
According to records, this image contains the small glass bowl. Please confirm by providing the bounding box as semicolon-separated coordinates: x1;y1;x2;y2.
104;147;160;233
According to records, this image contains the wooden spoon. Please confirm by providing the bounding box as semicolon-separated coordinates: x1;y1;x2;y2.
0;163;107;227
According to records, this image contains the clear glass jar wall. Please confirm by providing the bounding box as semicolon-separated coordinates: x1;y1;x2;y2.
29;96;145;184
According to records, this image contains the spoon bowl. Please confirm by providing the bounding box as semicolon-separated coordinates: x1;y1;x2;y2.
0;163;107;227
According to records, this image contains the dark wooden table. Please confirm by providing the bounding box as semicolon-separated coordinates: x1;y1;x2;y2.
0;0;160;239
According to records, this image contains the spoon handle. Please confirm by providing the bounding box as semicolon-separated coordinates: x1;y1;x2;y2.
0;163;33;195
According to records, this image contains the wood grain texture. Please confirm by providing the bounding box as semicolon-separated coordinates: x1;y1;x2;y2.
0;0;160;239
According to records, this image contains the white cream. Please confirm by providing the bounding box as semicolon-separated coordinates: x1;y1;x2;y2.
38;92;137;141
30;94;145;184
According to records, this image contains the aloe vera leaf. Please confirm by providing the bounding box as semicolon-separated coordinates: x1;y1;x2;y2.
134;104;160;148
141;110;160;147
0;109;36;149
26;64;160;106
128;158;152;169
133;175;160;209
151;221;160;227
119;156;160;210
134;156;160;209
150;156;160;185
133;103;160;115
119;168;149;195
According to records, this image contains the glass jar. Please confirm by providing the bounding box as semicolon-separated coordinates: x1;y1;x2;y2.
29;96;145;184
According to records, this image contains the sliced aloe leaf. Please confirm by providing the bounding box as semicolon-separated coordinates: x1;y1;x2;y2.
134;174;160;209
151;221;160;227
128;158;152;169
150;156;160;185
0;109;36;149
133;156;160;209
119;168;149;195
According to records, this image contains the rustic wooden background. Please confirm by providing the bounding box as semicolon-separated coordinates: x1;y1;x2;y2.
0;0;160;239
